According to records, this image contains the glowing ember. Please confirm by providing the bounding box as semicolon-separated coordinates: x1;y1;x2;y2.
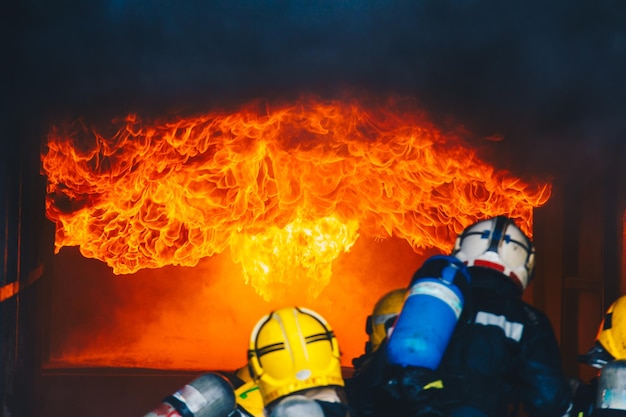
41;96;551;299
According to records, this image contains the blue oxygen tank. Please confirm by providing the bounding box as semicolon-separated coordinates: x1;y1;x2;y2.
386;255;471;370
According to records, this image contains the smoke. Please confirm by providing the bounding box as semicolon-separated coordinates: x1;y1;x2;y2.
7;0;626;164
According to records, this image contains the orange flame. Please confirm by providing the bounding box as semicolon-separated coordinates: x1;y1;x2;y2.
42;96;551;300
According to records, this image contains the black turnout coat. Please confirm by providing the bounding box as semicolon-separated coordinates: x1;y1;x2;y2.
346;267;572;417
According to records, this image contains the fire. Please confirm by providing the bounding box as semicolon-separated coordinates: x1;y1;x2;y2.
42;96;551;300
231;215;360;300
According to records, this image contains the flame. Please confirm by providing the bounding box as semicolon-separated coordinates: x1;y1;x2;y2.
42;96;551;300
231;215;359;300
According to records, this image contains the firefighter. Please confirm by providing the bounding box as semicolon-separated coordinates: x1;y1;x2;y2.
434;216;573;417
345;257;468;417
247;306;356;417
351;288;407;370
571;294;626;416
348;216;573;417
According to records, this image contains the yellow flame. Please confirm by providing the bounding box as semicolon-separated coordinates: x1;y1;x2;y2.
230;215;359;300
41;96;551;300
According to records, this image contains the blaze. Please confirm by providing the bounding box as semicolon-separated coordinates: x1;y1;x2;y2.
40;96;552;370
42;96;550;301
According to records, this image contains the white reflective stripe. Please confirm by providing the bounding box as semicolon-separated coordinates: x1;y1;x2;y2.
173;384;208;413
410;281;463;318
475;311;524;342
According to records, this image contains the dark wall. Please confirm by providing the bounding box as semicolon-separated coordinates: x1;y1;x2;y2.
533;140;626;381
1;118;49;416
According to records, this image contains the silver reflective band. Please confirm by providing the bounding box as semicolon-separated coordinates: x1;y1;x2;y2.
372;313;398;325
173;384;209;414
410;281;463;318
475;311;524;342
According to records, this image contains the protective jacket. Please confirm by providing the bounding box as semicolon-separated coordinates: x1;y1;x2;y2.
437;267;572;417
346;267;572;417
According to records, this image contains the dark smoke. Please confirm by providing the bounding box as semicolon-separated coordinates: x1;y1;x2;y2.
6;0;626;176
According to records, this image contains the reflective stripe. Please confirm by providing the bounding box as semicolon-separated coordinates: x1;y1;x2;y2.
475;311;524;342
410;280;463;318
424;380;444;390
372;313;397;325
172;384;208;414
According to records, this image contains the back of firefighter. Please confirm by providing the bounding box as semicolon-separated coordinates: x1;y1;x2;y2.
247;306;357;417
436;216;572;416
351;288;406;371
345;257;466;417
347;216;572;417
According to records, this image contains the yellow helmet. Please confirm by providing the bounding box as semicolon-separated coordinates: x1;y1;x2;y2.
236;364;254;383
597;295;626;360
247;306;344;407
366;288;407;354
